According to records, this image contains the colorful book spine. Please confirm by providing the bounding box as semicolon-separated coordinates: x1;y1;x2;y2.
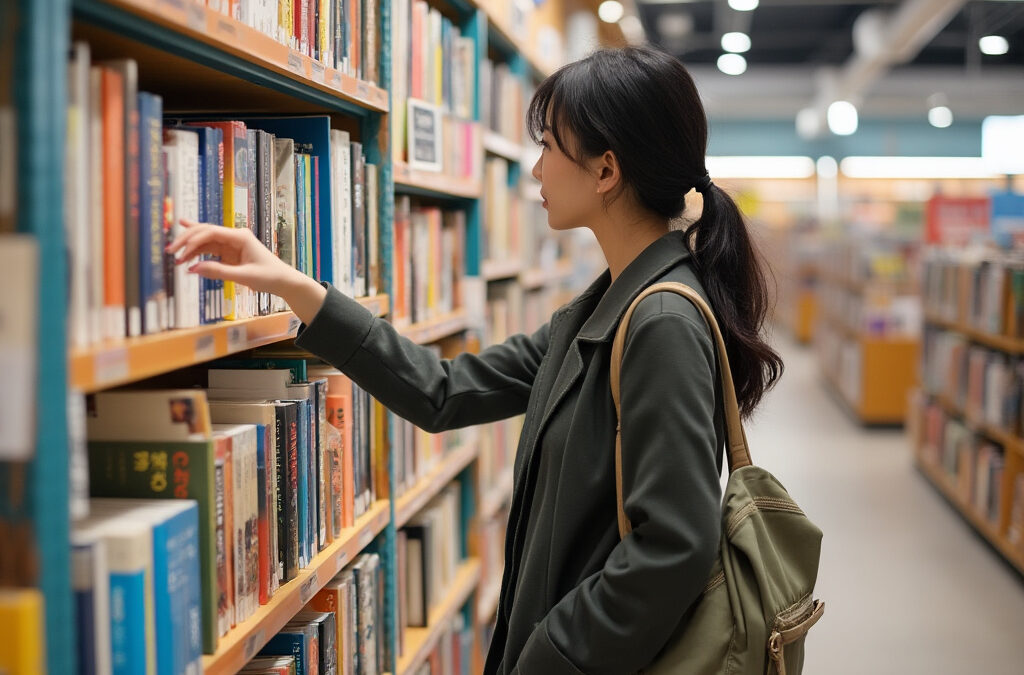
137;91;165;334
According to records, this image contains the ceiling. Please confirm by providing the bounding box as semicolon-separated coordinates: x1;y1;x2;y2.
633;0;1024;128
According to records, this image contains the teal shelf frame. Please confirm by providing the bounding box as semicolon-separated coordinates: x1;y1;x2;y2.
16;0;73;672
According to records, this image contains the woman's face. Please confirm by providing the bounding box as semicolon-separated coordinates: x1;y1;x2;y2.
531;124;602;231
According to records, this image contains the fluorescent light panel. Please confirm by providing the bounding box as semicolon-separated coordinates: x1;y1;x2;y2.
839;156;1002;179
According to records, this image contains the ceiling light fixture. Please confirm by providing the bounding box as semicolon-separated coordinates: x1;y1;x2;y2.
721;32;751;53
978;35;1009;56
717;53;748;75
827;101;858;136
598;0;625;23
839;157;1001;179
928;106;954;128
728;0;759;11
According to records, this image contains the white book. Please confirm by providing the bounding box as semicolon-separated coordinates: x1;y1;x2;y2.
208;368;294;392
163;128;202;328
334;130;353;296
67;42;93;350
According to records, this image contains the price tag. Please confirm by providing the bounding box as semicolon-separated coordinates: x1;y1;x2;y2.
288;316;301;335
336;550;349;569
227;325;247;352
95;348;129;386
299;575;319;604
356;82;370;100
287;52;304;75
243;630;264;660
194;334;216;361
186;3;205;32
358;528;373;548
311;62;326;84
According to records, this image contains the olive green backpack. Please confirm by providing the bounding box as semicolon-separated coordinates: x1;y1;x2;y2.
611;282;825;675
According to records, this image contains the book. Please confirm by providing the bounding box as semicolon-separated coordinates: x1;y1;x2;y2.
212;423;260;622
241;655;297;674
259;622;318;675
162;128;202;329
350;141;366;296
350;553;379;675
137;91;165;334
98;65;126;340
0;589;46;675
71;528;113;675
294;610;337;675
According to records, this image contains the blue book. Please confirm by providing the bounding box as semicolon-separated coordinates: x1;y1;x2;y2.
237;117;335;285
92;499;203;675
295;153;307;276
137;91;165;334
287;398;310;568
71;532;112;675
259;626;315;674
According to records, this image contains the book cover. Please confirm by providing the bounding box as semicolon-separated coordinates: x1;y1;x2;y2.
257;130;275;315
323;387;355;529
258;626;313;675
330;129;353;296
351;554;379;675
276;401;300;582
312;377;330;546
213;434;235;634
304;153;314;277
162;128;201;329
273;136;298;286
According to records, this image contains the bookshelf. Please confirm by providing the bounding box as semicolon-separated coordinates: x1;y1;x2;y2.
202;499;392;675
8;0;597;672
391;557;482;675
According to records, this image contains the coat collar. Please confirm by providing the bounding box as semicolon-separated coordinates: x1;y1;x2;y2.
571;229;692;343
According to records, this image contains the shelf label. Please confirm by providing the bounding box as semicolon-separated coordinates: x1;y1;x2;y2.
311;62;326;84
243;630;264;660
194;334;216;361
227;325;247;352
359;528;373;548
287;52;304;75
155;0;186;21
216;18;236;38
331;71;343;89
186;3;205;32
299;575;319;604
356;82;370;100
336;550;349;569
94;348;129;386
288;316;301;335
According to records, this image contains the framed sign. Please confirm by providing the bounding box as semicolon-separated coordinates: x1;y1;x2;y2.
407;99;442;172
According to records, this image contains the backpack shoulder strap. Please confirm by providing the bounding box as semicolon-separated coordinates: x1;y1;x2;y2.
609;282;752;539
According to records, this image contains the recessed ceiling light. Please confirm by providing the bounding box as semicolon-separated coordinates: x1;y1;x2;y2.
717;53;747;76
721;32;751;53
827;101;858;136
598;1;625;24
928;106;953;128
979;35;1009;56
728;0;759;11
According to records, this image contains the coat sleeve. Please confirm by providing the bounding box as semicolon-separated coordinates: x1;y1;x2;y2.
294;284;550;432
513;301;722;674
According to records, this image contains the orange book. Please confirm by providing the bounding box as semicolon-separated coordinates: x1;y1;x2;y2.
326;392;356;529
99;66;126;340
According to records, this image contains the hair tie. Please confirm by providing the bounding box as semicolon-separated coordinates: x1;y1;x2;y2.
694;173;713;194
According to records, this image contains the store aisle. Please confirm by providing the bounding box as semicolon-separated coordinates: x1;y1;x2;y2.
746;337;1024;675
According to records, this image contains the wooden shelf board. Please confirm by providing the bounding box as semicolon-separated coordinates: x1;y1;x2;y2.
481;258;523;282
70;297;385;392
478;2;551;78
924;311;1024;355
482;130;524;163
395;443;479;529
202;499;391;675
479;468;514;522
394;558;482;675
394;162;482;200
819;310;918;345
476;580;501;625
397;310;469;345
915;456;1024;576
77;0;388;113
520;260;573;291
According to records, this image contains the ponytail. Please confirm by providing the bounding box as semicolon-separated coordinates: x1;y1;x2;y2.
684;184;783;418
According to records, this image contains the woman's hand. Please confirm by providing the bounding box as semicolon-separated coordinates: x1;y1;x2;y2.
166;219;327;324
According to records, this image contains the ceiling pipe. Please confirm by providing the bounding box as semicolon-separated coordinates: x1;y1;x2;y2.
799;0;967;138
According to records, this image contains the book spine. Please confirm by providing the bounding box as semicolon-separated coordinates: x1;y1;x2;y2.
137;92;165;334
109;567;148;674
100;67;126;340
313;154;322;281
255;424;271;604
214;457;232;636
121;62;142;338
153;506;203;675
304;154;314;278
295;153;307;276
366;163;379;297
315;380;328;549
350;142;366;296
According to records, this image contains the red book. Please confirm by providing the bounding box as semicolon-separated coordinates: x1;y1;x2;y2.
326;392;356;529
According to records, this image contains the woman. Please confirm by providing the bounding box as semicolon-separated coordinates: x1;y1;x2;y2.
168;46;782;674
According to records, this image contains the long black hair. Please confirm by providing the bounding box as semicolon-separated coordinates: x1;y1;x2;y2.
527;46;782;417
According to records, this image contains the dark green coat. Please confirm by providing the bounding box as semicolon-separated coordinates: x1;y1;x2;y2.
296;230;725;674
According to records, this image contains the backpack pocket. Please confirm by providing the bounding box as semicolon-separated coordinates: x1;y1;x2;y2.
766;598;825;675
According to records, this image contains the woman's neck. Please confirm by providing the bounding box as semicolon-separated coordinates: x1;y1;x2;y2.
589;208;671;282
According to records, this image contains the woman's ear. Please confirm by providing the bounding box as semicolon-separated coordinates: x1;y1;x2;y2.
593;150;622;195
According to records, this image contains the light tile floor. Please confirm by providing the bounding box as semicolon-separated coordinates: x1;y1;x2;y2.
746;337;1024;674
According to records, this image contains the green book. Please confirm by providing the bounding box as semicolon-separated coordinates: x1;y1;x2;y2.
88;439;218;654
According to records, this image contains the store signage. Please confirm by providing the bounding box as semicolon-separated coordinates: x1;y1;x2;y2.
924;195;991;245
